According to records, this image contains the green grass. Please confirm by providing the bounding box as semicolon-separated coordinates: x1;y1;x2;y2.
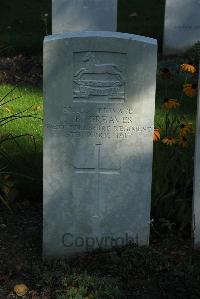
0;84;43;145
0;0;165;56
0;85;43;199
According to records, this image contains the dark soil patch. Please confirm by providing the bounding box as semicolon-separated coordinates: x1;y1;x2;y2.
0;55;42;87
0;200;42;298
1;199;200;299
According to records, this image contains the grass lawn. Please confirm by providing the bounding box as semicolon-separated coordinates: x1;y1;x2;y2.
0;84;43;140
0;84;43;200
0;0;165;55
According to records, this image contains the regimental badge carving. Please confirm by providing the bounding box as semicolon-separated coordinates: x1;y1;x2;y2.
73;52;126;103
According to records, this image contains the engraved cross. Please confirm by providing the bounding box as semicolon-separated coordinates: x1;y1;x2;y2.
74;144;120;217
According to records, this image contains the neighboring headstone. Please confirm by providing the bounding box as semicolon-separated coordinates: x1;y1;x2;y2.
43;31;157;257
52;0;118;34
163;0;200;54
193;68;200;248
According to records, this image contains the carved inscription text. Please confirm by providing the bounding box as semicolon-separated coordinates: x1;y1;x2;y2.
46;105;153;139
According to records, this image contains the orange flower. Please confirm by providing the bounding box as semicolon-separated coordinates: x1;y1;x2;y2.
178;136;188;147
163;98;180;109
160;67;171;79
183;83;198;97
154;128;160;142
180;63;197;74
179;123;193;136
162;136;176;146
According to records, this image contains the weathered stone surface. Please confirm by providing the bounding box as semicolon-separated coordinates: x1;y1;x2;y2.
163;0;200;54
193;69;200;248
43;31;157;257
52;0;118;34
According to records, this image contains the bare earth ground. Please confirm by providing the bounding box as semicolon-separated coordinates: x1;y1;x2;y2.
1;199;199;299
0;201;42;298
0;55;42;87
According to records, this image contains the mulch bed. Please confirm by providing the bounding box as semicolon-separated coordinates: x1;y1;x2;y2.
0;55;42;87
1;198;200;299
0;54;195;88
0;200;42;298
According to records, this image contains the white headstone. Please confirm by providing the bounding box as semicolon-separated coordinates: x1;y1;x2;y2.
43;31;157;257
52;0;118;34
193;68;200;247
163;0;200;54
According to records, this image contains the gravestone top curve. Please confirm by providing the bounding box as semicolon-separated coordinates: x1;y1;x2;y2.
45;31;157;45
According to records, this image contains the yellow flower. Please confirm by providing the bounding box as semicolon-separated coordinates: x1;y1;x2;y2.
163;98;180;109
160;67;171;79
162;136;176;146
180;63;197;74
153;128;160;142
178;136;188;147
34;105;42;111
5;107;12;113
179;123;193;136
14;284;29;297
183;83;198;97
